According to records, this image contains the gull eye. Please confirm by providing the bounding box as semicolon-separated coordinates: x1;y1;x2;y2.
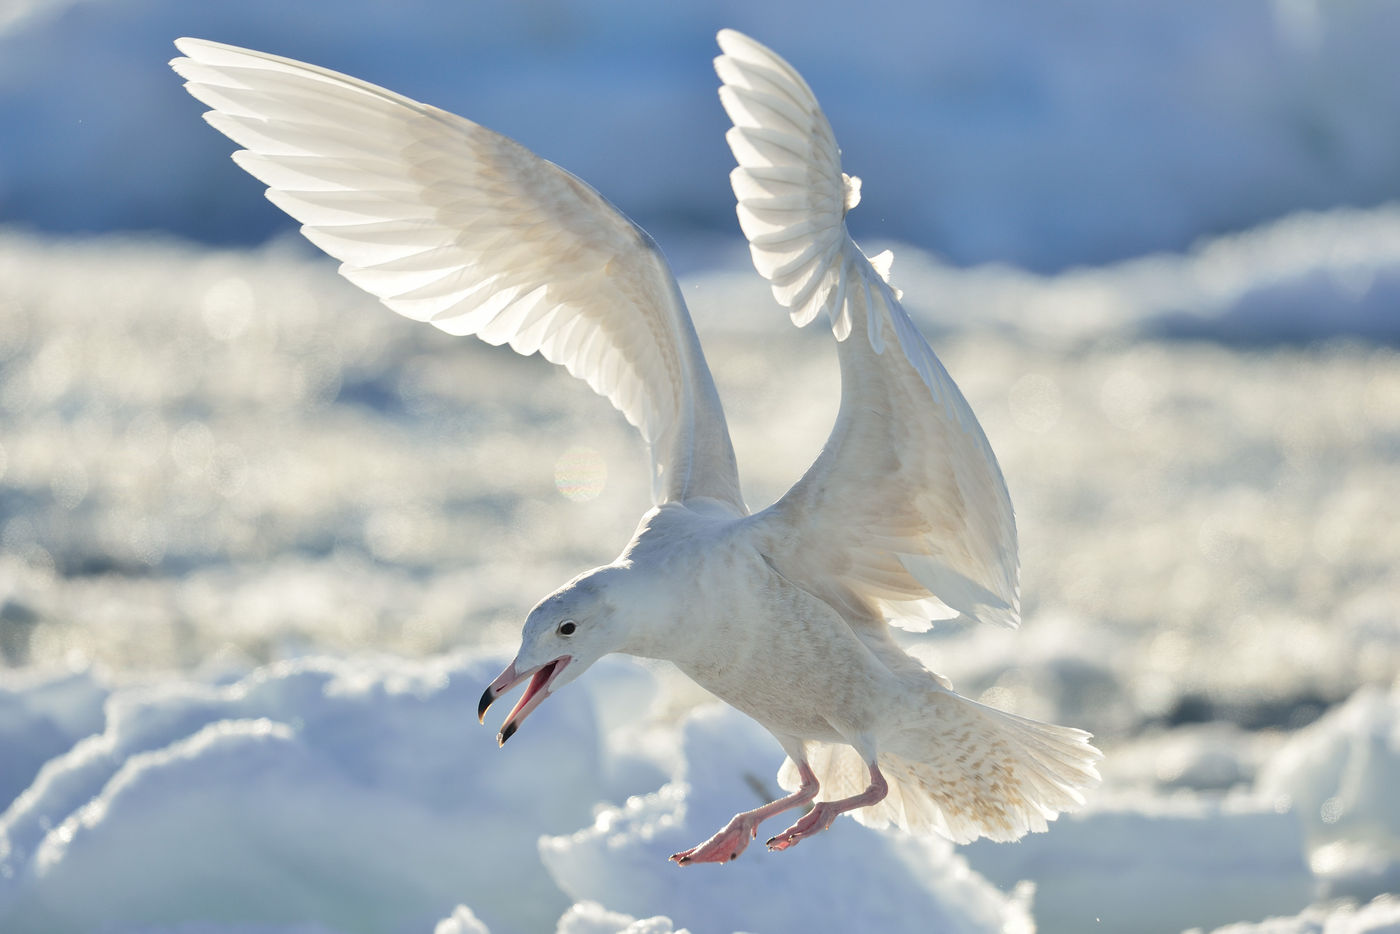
557;619;577;637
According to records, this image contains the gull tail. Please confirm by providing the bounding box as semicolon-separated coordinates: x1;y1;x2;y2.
780;691;1102;844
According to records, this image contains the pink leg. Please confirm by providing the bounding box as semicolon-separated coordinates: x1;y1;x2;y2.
670;761;819;865
766;759;887;852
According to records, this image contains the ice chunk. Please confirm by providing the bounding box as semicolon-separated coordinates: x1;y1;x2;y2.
1257;684;1400;902
0;653;630;934
962;795;1312;934
0;667;107;811
434;904;491;934
557;901;688;934
1201;893;1400;934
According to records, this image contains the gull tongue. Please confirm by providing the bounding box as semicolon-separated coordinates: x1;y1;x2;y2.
498;659;559;745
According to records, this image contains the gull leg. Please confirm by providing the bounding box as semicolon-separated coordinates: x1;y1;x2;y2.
670;761;819;865
766;759;887;851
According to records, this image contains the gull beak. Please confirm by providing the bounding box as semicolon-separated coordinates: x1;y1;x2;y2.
477;655;572;746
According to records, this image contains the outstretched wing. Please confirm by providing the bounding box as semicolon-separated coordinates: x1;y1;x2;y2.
172;39;743;510
716;29;1018;628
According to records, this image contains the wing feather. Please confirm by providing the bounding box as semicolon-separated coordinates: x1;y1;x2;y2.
173;38;743;510
716;30;1019;629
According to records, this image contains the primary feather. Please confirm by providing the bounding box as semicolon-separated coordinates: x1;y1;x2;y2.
171;38;742;510
716;28;1020;631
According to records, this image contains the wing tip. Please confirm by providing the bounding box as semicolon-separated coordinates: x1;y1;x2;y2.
714;28;789;81
169;37;203;74
170;37;254;79
715;28;750;53
172;36;223;59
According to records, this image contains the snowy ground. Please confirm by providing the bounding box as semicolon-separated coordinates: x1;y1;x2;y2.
3;0;1400;931
1;212;1398;933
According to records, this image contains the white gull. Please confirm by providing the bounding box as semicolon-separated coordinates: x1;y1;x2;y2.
170;28;1101;863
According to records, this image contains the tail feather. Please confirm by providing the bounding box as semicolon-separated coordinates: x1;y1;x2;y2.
778;692;1102;844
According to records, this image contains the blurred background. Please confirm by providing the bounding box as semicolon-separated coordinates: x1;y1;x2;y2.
6;0;1400;269
1;1;1398;932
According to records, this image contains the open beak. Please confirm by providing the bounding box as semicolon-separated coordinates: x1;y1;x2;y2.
477;655;572;746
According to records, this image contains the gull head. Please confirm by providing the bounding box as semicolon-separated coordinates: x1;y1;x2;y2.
477;565;634;746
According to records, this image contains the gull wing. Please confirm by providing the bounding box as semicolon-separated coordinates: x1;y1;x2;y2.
171;39;743;510
716;30;1018;628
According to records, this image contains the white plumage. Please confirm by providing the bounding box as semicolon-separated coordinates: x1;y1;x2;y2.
716;29;1020;632
171;28;1100;863
171;37;739;509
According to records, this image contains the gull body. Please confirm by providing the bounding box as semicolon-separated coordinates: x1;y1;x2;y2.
567;501;902;749
172;28;1101;862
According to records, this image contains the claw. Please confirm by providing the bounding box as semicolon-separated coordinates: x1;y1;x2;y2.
765;760;889;852
669;760;823;864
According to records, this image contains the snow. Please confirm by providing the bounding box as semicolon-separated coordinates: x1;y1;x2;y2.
1257;685;1400;902
962;799;1311;933
0;667;107;810
540;706;1033;934
556;903;689;934
0;654;622;933
0;656;1030;934
878;205;1400;346
435;906;491;934
1;210;1399;931
1201;895;1400;934
3;649;1398;932
3;0;1400;270
3;1;1400;931
0;203;1397;933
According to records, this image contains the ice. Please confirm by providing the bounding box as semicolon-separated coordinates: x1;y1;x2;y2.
1096;722;1281;795
434;905;491;934
2;201;1399;928
3;647;1391;934
556;902;688;934
107;924;347;934
540;706;1032;934
1257;684;1400;902
0;652;640;934
956;684;1400;933
962;798;1312;933
1201;894;1400;934
3;0;1400;269
873;205;1400;346
4;5;1400;926
0;656;1030;934
0;666;106;811
2;216;1398;717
